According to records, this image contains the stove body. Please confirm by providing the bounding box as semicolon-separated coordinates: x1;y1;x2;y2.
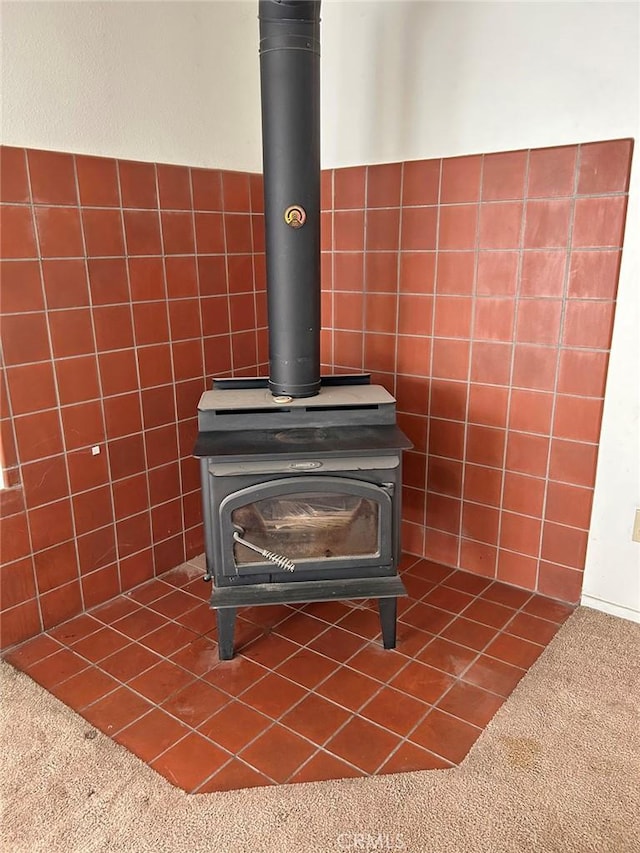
195;379;411;659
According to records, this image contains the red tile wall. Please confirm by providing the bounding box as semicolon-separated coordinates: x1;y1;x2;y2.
0;147;266;648
320;140;633;603
0;138;631;645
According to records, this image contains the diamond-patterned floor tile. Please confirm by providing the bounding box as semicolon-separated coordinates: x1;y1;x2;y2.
240;671;307;719
169;635;220;676
441;616;499;651
240;632;301;669
3;555;572;793
484;632;545;669
202;656;268;696
150;732;230;792
359;686;427;736
139;622;198;657
409;709;481;764
113;608;166;641
3;634;61;668
148;589;202;620
275;647;339;689
48;614;103;645
441;570;491;596
175;602;217;636
127;580;173;606
81;686;153;736
72;626;130;663
337;607;384;639
50;666;119;710
280;693;352;746
504;611;560;644
239;723;316;783
423;585;475;615
315;665;381;712
463;655;526;697
521;596;574;624
128;659;195;704
400;601;455;634
26;648;89;689
288;750;362;783
402;574;436;600
90;597;139;624
307;626;366;662
389;660;455;704
160;679;229;727
461;599;517;630
379;741;452;773
274;611;330;645
416;636;478;676
100;643;162;682
436;680;505;728
198;700;273;753
114;708;189;763
325;716;402;773
195;758;273;793
482;581;532;609
346;643;408;682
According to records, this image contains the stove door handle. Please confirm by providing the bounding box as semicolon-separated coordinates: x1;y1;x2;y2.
233;530;296;573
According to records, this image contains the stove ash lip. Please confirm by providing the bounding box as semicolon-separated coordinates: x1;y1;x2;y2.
274;428;329;443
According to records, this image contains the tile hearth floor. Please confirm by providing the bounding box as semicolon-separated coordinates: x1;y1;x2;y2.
4;554;574;793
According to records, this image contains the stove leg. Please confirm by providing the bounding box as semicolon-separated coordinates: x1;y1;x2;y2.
378;597;397;650
216;607;237;660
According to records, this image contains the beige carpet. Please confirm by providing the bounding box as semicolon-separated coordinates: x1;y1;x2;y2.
1;606;639;853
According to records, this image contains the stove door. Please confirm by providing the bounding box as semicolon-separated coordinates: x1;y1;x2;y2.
219;476;393;576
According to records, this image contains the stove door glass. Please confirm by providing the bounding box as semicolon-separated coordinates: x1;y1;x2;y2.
217;475;394;575
232;492;379;565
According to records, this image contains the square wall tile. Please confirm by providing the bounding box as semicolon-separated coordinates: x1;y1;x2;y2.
1;147;29;203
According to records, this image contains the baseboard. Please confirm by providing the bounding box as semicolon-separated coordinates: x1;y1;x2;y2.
581;594;640;624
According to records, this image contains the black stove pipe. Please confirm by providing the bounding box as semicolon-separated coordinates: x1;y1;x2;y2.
259;0;322;399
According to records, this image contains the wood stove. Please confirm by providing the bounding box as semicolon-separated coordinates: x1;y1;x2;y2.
195;378;411;659
193;1;411;659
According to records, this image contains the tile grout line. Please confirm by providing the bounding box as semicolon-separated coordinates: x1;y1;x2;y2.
423;158;444;559
492;149;532;586
533;145;582;592
454;155;484;572
152;164;185;578
187;166;210;565
113;155;153;596
3;149;45;635
38;152;92;617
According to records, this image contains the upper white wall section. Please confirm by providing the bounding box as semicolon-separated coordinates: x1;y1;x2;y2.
0;1;262;171
2;1;637;170
321;0;638;167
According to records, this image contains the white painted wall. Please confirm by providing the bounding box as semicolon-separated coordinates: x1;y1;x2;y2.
2;0;638;617
321;1;638;167
0;1;262;171
581;160;640;623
